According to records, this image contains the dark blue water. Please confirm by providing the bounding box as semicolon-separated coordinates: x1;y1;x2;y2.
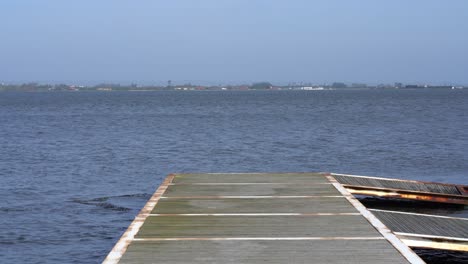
1;90;467;263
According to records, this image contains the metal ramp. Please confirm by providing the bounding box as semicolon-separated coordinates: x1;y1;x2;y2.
332;173;468;205
370;209;468;252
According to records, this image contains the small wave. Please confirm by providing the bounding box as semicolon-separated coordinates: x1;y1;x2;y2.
0;207;29;212
69;193;150;212
70;198;131;211
106;193;151;199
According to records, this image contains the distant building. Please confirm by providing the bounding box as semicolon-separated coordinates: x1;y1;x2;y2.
351;83;367;88
331;82;347;88
405;85;420;89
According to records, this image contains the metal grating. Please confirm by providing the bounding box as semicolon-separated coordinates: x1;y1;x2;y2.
333;175;461;196
371;210;468;239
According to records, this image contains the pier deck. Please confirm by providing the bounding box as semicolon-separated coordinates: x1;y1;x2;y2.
104;173;424;264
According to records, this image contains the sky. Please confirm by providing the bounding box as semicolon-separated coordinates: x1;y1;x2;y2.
1;0;467;85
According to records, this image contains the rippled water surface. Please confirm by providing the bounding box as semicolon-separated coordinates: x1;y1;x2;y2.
1;90;467;263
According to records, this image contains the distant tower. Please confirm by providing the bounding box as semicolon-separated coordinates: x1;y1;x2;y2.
167;80;172;88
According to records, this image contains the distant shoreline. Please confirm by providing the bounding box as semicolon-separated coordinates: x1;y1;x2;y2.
2;81;466;93
0;87;465;93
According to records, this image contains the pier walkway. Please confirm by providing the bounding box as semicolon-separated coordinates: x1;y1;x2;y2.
104;173;424;264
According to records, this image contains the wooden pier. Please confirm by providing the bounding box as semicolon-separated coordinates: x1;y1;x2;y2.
104;173;426;263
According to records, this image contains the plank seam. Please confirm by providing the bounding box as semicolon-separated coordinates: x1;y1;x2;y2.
132;237;387;241
169;183;333;185
160;195;345;199
147;213;361;216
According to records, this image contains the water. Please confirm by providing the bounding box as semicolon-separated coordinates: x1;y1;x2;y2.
0;90;467;263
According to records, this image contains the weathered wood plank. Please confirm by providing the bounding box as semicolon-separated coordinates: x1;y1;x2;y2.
136;215;382;238
153;197;354;214
172;173;329;183
163;183;339;197
120;240;411;264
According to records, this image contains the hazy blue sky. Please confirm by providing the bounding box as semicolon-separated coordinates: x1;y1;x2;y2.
1;0;467;85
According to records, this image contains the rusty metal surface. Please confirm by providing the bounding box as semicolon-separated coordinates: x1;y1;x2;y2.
332;174;468;205
346;186;468;205
333;174;462;195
